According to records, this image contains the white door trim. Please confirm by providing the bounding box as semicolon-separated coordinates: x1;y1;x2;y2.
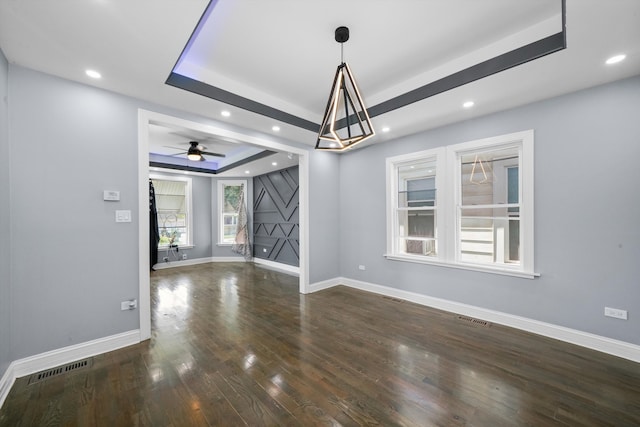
137;109;310;341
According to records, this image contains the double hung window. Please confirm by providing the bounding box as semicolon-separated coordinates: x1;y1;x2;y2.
151;174;193;248
217;180;247;245
394;157;439;257
387;130;535;277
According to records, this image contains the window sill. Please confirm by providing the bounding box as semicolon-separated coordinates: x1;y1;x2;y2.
217;243;233;247
157;245;194;251
383;253;539;279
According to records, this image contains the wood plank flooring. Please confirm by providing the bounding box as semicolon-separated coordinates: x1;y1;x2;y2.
1;262;639;426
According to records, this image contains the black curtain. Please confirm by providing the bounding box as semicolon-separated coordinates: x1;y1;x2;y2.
149;180;159;270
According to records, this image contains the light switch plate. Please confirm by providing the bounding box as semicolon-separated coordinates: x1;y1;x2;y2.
103;190;120;201
115;210;132;223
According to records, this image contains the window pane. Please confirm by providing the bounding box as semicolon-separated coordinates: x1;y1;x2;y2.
158;227;187;246
152;177;190;247
223;225;237;242
460;147;519;206
459;207;520;265
398;160;436;208
223;214;238;226
219;181;245;245
398;210;435;238
396;159;438;257
223;185;243;214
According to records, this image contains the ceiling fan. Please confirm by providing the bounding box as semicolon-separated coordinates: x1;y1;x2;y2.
169;141;226;162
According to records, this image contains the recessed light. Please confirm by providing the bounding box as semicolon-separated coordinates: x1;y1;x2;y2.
244;170;250;174
463;101;474;109
85;69;101;79
272;162;278;166
606;54;626;65
221;110;231;117
382;126;390;133
272;126;280;132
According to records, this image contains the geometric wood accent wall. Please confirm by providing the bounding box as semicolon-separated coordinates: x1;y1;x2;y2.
253;166;299;266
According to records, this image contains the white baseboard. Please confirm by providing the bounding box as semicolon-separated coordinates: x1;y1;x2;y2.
310;277;640;363
308;277;341;293
0;363;15;412
153;256;245;270
253;258;300;276
0;329;140;409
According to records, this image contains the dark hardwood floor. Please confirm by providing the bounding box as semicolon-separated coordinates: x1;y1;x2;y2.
1;262;639;426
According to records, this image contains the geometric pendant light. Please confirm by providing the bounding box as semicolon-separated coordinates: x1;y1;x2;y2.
316;26;375;151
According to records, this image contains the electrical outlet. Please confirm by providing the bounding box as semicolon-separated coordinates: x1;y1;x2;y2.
358;265;366;270
163;256;169;262
182;253;187;260
121;299;137;311
604;307;628;320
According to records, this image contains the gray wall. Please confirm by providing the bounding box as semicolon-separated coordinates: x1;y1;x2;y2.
4;65;292;360
189;174;213;260
5;58;636;370
8;67;141;359
0;50;11;376
151;172;212;264
1;63;342;364
339;75;640;345
308;151;341;283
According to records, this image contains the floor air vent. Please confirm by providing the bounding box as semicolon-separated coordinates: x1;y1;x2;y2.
457;315;492;327
381;295;404;303
28;358;93;385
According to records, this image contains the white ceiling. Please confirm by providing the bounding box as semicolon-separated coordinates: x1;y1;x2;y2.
1;0;639;174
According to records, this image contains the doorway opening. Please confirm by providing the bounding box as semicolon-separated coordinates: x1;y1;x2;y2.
137;109;310;341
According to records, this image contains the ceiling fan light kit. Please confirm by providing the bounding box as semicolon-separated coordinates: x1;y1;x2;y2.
187;141;204;161
178;140;226;162
316;26;375;152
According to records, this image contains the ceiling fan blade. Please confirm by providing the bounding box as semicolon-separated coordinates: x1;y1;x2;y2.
169;151;187;157
200;151;226;158
199;155;206;162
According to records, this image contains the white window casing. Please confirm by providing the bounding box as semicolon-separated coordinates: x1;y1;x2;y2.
217;179;247;245
386;130;536;278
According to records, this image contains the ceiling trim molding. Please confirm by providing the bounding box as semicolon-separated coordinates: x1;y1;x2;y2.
150;149;275;175
362;31;566;121
167;0;566;134
215;150;275;174
150;161;220;175
165;72;320;132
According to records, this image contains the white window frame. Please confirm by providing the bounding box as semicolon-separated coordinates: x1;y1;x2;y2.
386;130;536;278
217;179;247;246
150;173;194;248
387;147;447;260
